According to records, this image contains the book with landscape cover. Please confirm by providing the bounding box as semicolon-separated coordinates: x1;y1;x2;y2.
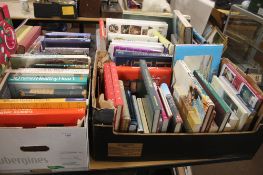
137;60;161;133
193;70;232;132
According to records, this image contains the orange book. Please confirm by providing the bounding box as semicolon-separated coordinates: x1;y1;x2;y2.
0;108;86;127
117;66;172;86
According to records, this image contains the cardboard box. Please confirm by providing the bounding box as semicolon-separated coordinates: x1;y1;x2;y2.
90;51;263;161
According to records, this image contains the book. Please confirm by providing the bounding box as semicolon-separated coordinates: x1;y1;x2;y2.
160;83;183;133
10;54;91;69
104;62;115;103
193;70;232;132
15;25;33;43
17;26;42;54
106;18;168;37
30;64;89;69
0;108;86;127
211;76;252;131
41;38;91;49
119;80;131;132
173;10;193;44
113;46;162;55
27;36;44;54
138;60;162;133
125;90;138;132
173;44;223;82
193;28;208;44
43;47;89;55
132;95;144;133
7;68;89;75
158;86;173;118
117;66;172;86
209;120;219;133
45;32;91;39
0;98;87;109
107;33;159;42
0;72;11;99
150;29;174;55
137;98;150;133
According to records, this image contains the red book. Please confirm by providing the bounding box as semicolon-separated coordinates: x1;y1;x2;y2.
17;26;41;54
110;62;123;108
0;108;86;127
117;66;172;86
104;62;115;103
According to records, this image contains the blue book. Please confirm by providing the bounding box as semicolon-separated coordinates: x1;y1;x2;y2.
173;44;223;82
125;90;138;132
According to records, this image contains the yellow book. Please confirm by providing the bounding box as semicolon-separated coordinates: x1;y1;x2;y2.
0;98;86;109
16;25;33;43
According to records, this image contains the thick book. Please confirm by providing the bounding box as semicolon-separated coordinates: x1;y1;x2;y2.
137;98;149;133
0;98;86;109
138;60;162;133
10;54;91;69
193;70;232;132
160;83;183;133
173;10;193;44
17;26;42;54
41;38;91;49
45;32;91;39
125;90;138;132
117;66;172;86
106;18;168;37
0;108;85;127
132;95;144;133
119;80;131;132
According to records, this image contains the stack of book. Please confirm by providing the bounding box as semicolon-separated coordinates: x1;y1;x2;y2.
0;30;91;128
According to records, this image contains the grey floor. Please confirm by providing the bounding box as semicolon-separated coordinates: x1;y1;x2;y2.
192;144;263;175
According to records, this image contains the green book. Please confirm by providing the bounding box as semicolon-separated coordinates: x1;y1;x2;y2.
193;70;231;132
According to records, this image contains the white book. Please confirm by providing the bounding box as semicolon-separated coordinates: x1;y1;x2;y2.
132;95;144;133
211;76;251;131
108;33;159;42
106;18;168;37
137;98;150;134
158;87;173;118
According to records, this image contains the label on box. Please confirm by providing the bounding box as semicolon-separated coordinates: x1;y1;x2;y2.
108;143;143;157
258;8;263;16
62;6;74;15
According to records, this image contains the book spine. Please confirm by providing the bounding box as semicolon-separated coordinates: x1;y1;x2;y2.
132;95;144;133
30;64;89;69
110;62;123;107
42;38;91;48
0;98;87;109
104;63;115;104
43;47;89;55
137;98;149;133
152;30;174;55
125;90;137;132
193;28;208;44
7;68;89;75
99;18;106;39
45;32;91;38
119;80;131;132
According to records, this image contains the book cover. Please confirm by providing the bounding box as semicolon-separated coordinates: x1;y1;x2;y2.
10;54;91;69
41;38;91;49
137;98;149;133
45;32;91;39
173;10;193;44
173;44;223;82
117;66;172;86
132;95;144;133
193;70;231;132
106;18;168;37
125;90;138;132
160;83;183;133
0;108;85;127
119;80;131;132
0;98;87;109
17;26;42;54
138;60;161;133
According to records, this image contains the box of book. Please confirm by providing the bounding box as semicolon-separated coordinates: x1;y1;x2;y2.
0;68;91;172
90;51;263;162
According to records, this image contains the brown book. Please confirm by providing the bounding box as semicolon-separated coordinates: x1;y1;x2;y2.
79;0;101;18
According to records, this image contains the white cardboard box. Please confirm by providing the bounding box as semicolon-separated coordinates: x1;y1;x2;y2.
0;115;89;173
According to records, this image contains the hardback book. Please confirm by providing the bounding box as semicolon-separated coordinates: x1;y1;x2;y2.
173;60;215;132
0;108;85;127
153;83;169;133
7;68;89;75
41;38;91;49
211;76;252;131
107;33;159;42
117;66;172;86
150;30;174;55
137;98;150;133
10;54;91;69
193;70;232;132
137;60;162;133
45;32;91;39
106;18;168;37
0;98;87;109
158;86;173;118
17;26;42;54
96;28;107;52
15;25;33;43
113;46;162;55
173;44;223;82
160;83;183;133
119;80;131;132
114;51;172;67
43;47;89;55
125;90;138;132
132;95;144;133
173;10;193;44
220;63;263;110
